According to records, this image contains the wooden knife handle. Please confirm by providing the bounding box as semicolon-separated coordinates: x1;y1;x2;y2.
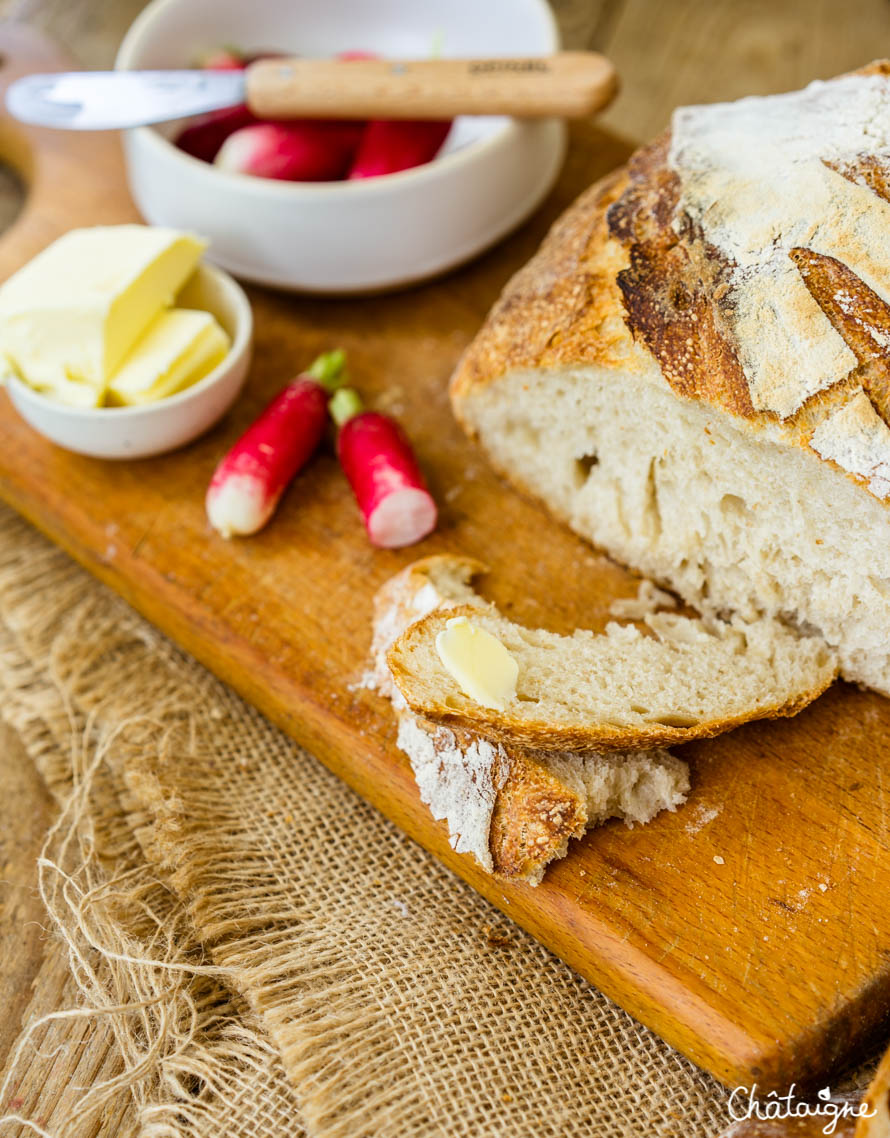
245;52;618;121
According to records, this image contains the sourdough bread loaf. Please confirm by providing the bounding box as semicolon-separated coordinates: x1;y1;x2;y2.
450;63;890;695
387;573;835;753
372;556;688;884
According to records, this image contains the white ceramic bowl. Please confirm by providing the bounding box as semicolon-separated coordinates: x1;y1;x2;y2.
116;0;566;293
6;263;253;459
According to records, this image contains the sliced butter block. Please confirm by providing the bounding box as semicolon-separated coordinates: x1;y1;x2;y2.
1;347;102;407
107;309;230;406
434;614;519;711
0;225;206;396
36;376;105;408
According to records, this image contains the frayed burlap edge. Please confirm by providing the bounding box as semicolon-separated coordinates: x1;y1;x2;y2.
0;519;304;1138
0;506;731;1138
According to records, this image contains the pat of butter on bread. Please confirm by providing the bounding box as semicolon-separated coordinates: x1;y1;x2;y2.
435;615;519;711
0;225;206;400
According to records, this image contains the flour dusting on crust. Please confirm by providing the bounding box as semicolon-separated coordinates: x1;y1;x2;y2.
669;73;890;418
397;715;508;871
371;557;507;865
811;388;890;497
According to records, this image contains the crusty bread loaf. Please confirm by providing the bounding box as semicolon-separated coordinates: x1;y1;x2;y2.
858;1039;890;1138
450;64;890;696
372;556;688;884
387;574;836;753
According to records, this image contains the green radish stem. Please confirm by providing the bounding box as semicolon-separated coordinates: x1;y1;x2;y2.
329;385;364;425
307;348;348;391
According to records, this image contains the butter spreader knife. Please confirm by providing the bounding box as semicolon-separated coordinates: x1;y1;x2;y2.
6;52;618;131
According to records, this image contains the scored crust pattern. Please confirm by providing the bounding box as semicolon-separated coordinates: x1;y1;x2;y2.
451;62;890;503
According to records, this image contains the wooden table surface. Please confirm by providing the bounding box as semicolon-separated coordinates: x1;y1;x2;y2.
1;0;890;1086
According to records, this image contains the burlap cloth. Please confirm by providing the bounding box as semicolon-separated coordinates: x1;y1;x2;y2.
0;504;737;1137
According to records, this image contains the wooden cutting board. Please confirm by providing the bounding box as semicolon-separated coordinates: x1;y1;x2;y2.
1;26;888;1094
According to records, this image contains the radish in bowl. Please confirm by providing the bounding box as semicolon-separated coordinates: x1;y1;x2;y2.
118;0;566;292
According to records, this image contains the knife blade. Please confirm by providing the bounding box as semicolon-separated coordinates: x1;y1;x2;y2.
6;70;246;130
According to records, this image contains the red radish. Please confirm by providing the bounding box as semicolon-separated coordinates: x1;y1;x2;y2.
196;47;284;70
175;104;257;164
206;350;346;538
330;388;437;549
348;119;452;179
241;50;288;66
175;50;291;163
197;46;247;70
215;120;363;181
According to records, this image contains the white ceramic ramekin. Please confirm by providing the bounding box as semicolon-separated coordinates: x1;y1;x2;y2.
115;0;567;293
6;262;253;459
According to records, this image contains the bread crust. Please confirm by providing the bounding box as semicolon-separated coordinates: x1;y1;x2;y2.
450;65;890;504
450;168;645;412
445;721;588;881
857;1037;890;1136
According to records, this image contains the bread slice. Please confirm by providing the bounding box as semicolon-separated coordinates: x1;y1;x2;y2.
371;556;689;884
387;573;836;753
450;64;890;697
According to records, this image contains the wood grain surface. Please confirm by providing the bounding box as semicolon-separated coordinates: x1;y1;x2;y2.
0;723;53;1073
0;935;128;1138
0;23;889;1097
